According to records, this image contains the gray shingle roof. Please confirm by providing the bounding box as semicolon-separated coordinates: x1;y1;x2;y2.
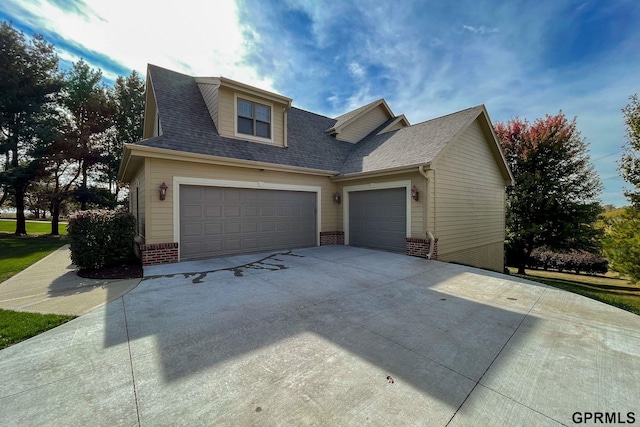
339;106;484;174
140;65;353;171
136;64;484;176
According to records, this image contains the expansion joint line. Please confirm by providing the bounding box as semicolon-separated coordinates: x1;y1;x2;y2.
444;288;561;427
122;297;142;426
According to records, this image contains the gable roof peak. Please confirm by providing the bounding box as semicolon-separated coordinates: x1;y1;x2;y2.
327;98;395;134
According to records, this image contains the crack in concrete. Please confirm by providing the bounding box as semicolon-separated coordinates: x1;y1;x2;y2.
142;251;305;284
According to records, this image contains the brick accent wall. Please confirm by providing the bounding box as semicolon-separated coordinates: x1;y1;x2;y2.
320;231;345;245
141;242;179;266
406;237;438;259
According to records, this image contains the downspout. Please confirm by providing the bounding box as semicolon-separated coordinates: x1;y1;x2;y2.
419;165;435;259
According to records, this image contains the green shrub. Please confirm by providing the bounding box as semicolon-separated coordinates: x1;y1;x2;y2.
67;210;136;270
529;248;608;275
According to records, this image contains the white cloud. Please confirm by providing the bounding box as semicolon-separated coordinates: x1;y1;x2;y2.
5;0;275;90
348;61;365;79
462;25;499;35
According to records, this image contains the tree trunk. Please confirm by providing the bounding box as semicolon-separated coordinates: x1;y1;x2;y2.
50;200;60;236
14;187;27;235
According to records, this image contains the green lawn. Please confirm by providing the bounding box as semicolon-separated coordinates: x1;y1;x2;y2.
0;219;67;235
508;267;640;316
0;309;75;350
0;233;68;283
0;228;74;349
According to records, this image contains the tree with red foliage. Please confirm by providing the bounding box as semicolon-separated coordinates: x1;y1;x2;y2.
494;112;603;274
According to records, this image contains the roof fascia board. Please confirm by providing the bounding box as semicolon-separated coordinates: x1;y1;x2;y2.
217;76;292;108
123;144;336;176
116;145;132;182
330;163;430;182
479;107;515;185
194;76;221;86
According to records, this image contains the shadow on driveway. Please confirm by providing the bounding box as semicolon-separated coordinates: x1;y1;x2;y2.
106;246;550;424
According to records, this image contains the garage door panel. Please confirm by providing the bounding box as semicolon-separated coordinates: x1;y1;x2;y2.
243;206;259;217
349;188;406;252
224;222;241;233
204;223;222;235
224;190;241;202
204;240;223;252
180;185;316;260
182;223;202;236
261;207;275;217
203;187;223;201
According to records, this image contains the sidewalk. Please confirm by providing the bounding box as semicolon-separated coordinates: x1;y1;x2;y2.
0;245;141;316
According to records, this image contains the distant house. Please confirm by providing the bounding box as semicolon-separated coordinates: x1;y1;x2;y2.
117;65;514;271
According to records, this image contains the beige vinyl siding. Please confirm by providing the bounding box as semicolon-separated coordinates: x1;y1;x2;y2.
385;122;406;133
197;82;219;130
216;87;286;147
433;119;506;271
337;105;390;143
144;158;340;244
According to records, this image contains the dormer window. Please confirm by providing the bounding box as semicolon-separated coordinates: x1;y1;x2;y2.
237;98;271;139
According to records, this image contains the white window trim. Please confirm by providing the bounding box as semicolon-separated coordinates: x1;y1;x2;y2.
233;93;274;144
342;180;412;245
173;177;321;261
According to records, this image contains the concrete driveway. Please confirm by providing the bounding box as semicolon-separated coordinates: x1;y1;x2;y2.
1;246;639;426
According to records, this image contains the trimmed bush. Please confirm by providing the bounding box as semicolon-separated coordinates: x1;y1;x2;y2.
529;248;608;275
67;210;136;270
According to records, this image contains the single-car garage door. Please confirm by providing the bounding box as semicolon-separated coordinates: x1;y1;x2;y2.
349;187;406;252
180;185;316;260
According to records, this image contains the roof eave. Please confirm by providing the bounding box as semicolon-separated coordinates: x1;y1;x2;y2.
121;143;338;177
331;163;430;182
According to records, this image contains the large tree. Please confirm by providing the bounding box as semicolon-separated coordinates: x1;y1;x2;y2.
602;93;640;283
620;94;640;207
0;22;63;234
603;207;640;283
102;70;144;196
494;112;603;274
62;59;114;210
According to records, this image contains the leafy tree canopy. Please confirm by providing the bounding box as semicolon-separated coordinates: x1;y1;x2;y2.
0;22;63;234
494;112;603;274
620;94;640;207
602;207;640;283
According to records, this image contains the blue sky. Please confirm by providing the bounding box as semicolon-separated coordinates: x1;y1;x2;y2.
2;0;638;207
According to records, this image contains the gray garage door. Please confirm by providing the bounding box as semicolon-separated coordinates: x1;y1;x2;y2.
349;187;406;252
180;185;316;260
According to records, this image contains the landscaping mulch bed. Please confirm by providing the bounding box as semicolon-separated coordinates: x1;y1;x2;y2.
78;262;143;280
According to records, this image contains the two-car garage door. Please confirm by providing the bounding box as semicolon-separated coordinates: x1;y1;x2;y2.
180;185;316;260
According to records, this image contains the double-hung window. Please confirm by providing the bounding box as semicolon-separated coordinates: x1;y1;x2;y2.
237;98;271;139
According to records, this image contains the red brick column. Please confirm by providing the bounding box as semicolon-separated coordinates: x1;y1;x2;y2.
406;237;438;259
320;231;345;245
141;242;179;265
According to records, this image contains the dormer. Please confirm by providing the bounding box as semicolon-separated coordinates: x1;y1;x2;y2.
326;99;409;143
196;76;293;147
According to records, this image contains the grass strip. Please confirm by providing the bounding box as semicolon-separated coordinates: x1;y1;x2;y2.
0;219;67;235
513;274;640;316
0;308;76;350
0;234;68;283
